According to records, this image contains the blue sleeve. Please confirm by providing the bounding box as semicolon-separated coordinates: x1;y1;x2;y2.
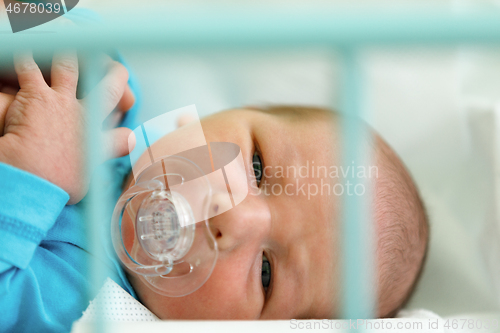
0;162;87;333
0;163;69;272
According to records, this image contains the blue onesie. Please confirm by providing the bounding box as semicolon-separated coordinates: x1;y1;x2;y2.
0;58;141;332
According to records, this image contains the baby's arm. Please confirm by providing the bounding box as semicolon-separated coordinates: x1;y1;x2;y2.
0;52;134;332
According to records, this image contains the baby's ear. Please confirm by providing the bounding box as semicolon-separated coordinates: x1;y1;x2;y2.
176;114;196;128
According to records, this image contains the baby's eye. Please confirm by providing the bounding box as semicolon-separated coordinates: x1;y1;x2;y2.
252;151;263;187
262;253;271;293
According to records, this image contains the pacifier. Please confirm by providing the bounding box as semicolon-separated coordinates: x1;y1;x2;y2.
111;105;248;297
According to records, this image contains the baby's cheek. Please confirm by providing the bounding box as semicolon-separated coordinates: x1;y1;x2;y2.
135;252;263;319
185;262;262;319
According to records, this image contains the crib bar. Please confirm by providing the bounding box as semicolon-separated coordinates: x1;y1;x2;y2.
83;53;111;333
2;6;500;53
339;49;375;321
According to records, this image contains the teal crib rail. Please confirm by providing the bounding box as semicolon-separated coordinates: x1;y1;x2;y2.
2;3;500;324
3;5;500;50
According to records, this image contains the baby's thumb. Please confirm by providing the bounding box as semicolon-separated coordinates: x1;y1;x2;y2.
103;127;134;161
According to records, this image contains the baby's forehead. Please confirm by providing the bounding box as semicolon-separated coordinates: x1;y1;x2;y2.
244;107;340;146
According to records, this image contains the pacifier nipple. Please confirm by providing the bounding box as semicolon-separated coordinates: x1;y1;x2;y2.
136;190;195;263
137;190;179;260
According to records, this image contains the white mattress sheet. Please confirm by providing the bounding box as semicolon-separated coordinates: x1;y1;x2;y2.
73;279;500;333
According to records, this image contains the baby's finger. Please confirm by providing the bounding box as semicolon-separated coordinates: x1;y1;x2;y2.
117;84;135;113
13;51;46;90
102;127;133;161
0;92;15;136
51;51;79;95
85;61;129;123
0;85;18;95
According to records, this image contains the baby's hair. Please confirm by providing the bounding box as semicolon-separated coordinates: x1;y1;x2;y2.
373;135;429;318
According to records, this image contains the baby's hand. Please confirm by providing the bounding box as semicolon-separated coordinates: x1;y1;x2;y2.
0;51;134;204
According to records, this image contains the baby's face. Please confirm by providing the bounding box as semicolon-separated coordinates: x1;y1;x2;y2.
126;108;341;319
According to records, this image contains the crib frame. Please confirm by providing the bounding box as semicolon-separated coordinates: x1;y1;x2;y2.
2;3;500;324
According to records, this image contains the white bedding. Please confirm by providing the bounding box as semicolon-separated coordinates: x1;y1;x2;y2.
73;279;500;333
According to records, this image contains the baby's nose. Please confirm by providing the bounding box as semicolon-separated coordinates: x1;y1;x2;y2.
208;192;232;238
208;192;271;252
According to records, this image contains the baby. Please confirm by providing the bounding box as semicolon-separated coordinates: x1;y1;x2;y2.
123;106;429;319
0;53;428;330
